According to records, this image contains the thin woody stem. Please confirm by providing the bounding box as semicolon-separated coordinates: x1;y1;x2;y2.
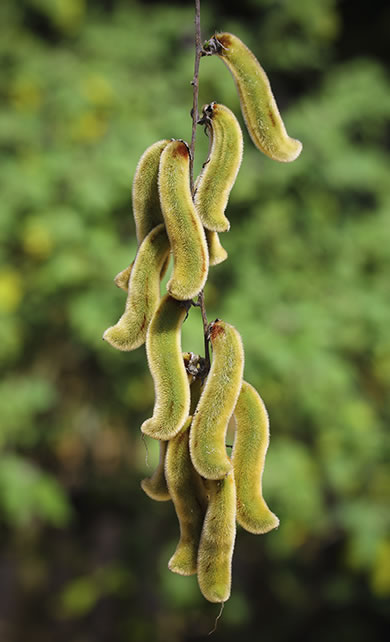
189;0;211;373
197;290;210;371
189;0;202;194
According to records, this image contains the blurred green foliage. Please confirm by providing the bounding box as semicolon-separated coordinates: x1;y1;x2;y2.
0;0;389;640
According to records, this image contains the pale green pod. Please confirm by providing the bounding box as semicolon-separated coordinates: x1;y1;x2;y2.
114;261;134;292
165;417;207;576
132;139;170;245
193;178;227;266
197;471;236;603
232;381;279;534
141;294;191;439
140;440;170;502
194;102;243;232
203;33;302;163
158;139;209;300
114;254;170;293
103;224;170;351
205;229;228;266
189;319;244;480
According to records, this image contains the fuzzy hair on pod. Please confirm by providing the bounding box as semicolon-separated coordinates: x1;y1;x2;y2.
140;440;171;502
132;139;170;245
114;262;134;292
165;417;208;576
141;294;191;440
194;102;243;232
114;254;170;293
103;224;170;351
205;229;228;266
158;139;209;300
189;319;244;480
197;472;236;603
203;33;302;163
232;381;279;533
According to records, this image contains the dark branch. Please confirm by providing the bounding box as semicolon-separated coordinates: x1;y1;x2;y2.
197;289;210;372
189;1;211;375
189;0;202;194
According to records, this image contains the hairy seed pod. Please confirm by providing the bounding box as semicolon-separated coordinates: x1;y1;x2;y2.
203;33;302;163
133;139;170;245
193;174;227;265
141;294;191;439
103;224;170;351
197;471;236;603
195;102;243;232
232;381;279;533
190;319;244;480
158;139;209;300
114;261;134;292
205;229;228;266
140;441;170;502
165;417;207;576
114;254;170;293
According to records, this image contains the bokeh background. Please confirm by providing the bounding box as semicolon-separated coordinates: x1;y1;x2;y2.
0;0;389;640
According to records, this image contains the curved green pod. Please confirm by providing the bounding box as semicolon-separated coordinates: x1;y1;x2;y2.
114;261;134;292
203;33;302;163
114;253;170;293
103;224;170;351
140;440;170;502
158;139;209;300
205;229;228;266
132;139;170;245
141;294;191;440
232;381;279;534
189;319;244;480
197;471;236;603
194;102;243;232
165;417;207;576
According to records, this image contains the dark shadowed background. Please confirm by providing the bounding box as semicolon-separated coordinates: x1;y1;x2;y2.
0;0;389;640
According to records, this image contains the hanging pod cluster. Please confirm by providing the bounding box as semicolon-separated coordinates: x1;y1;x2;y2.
103;32;302;604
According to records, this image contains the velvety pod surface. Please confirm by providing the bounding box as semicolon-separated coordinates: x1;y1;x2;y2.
203;33;302;162
158;140;209;300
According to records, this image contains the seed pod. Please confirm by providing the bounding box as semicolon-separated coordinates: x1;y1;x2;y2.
193;177;227;266
232;381;279;534
141;294;191;440
114;262;134;292
203;33;302;163
165;417;207;576
189;319;244;480
158;139;209;300
205;229;228;266
114;253;170;293
140;441;170;502
132;139;170;245
195;102;243;232
197;471;236;603
103;224;170;351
